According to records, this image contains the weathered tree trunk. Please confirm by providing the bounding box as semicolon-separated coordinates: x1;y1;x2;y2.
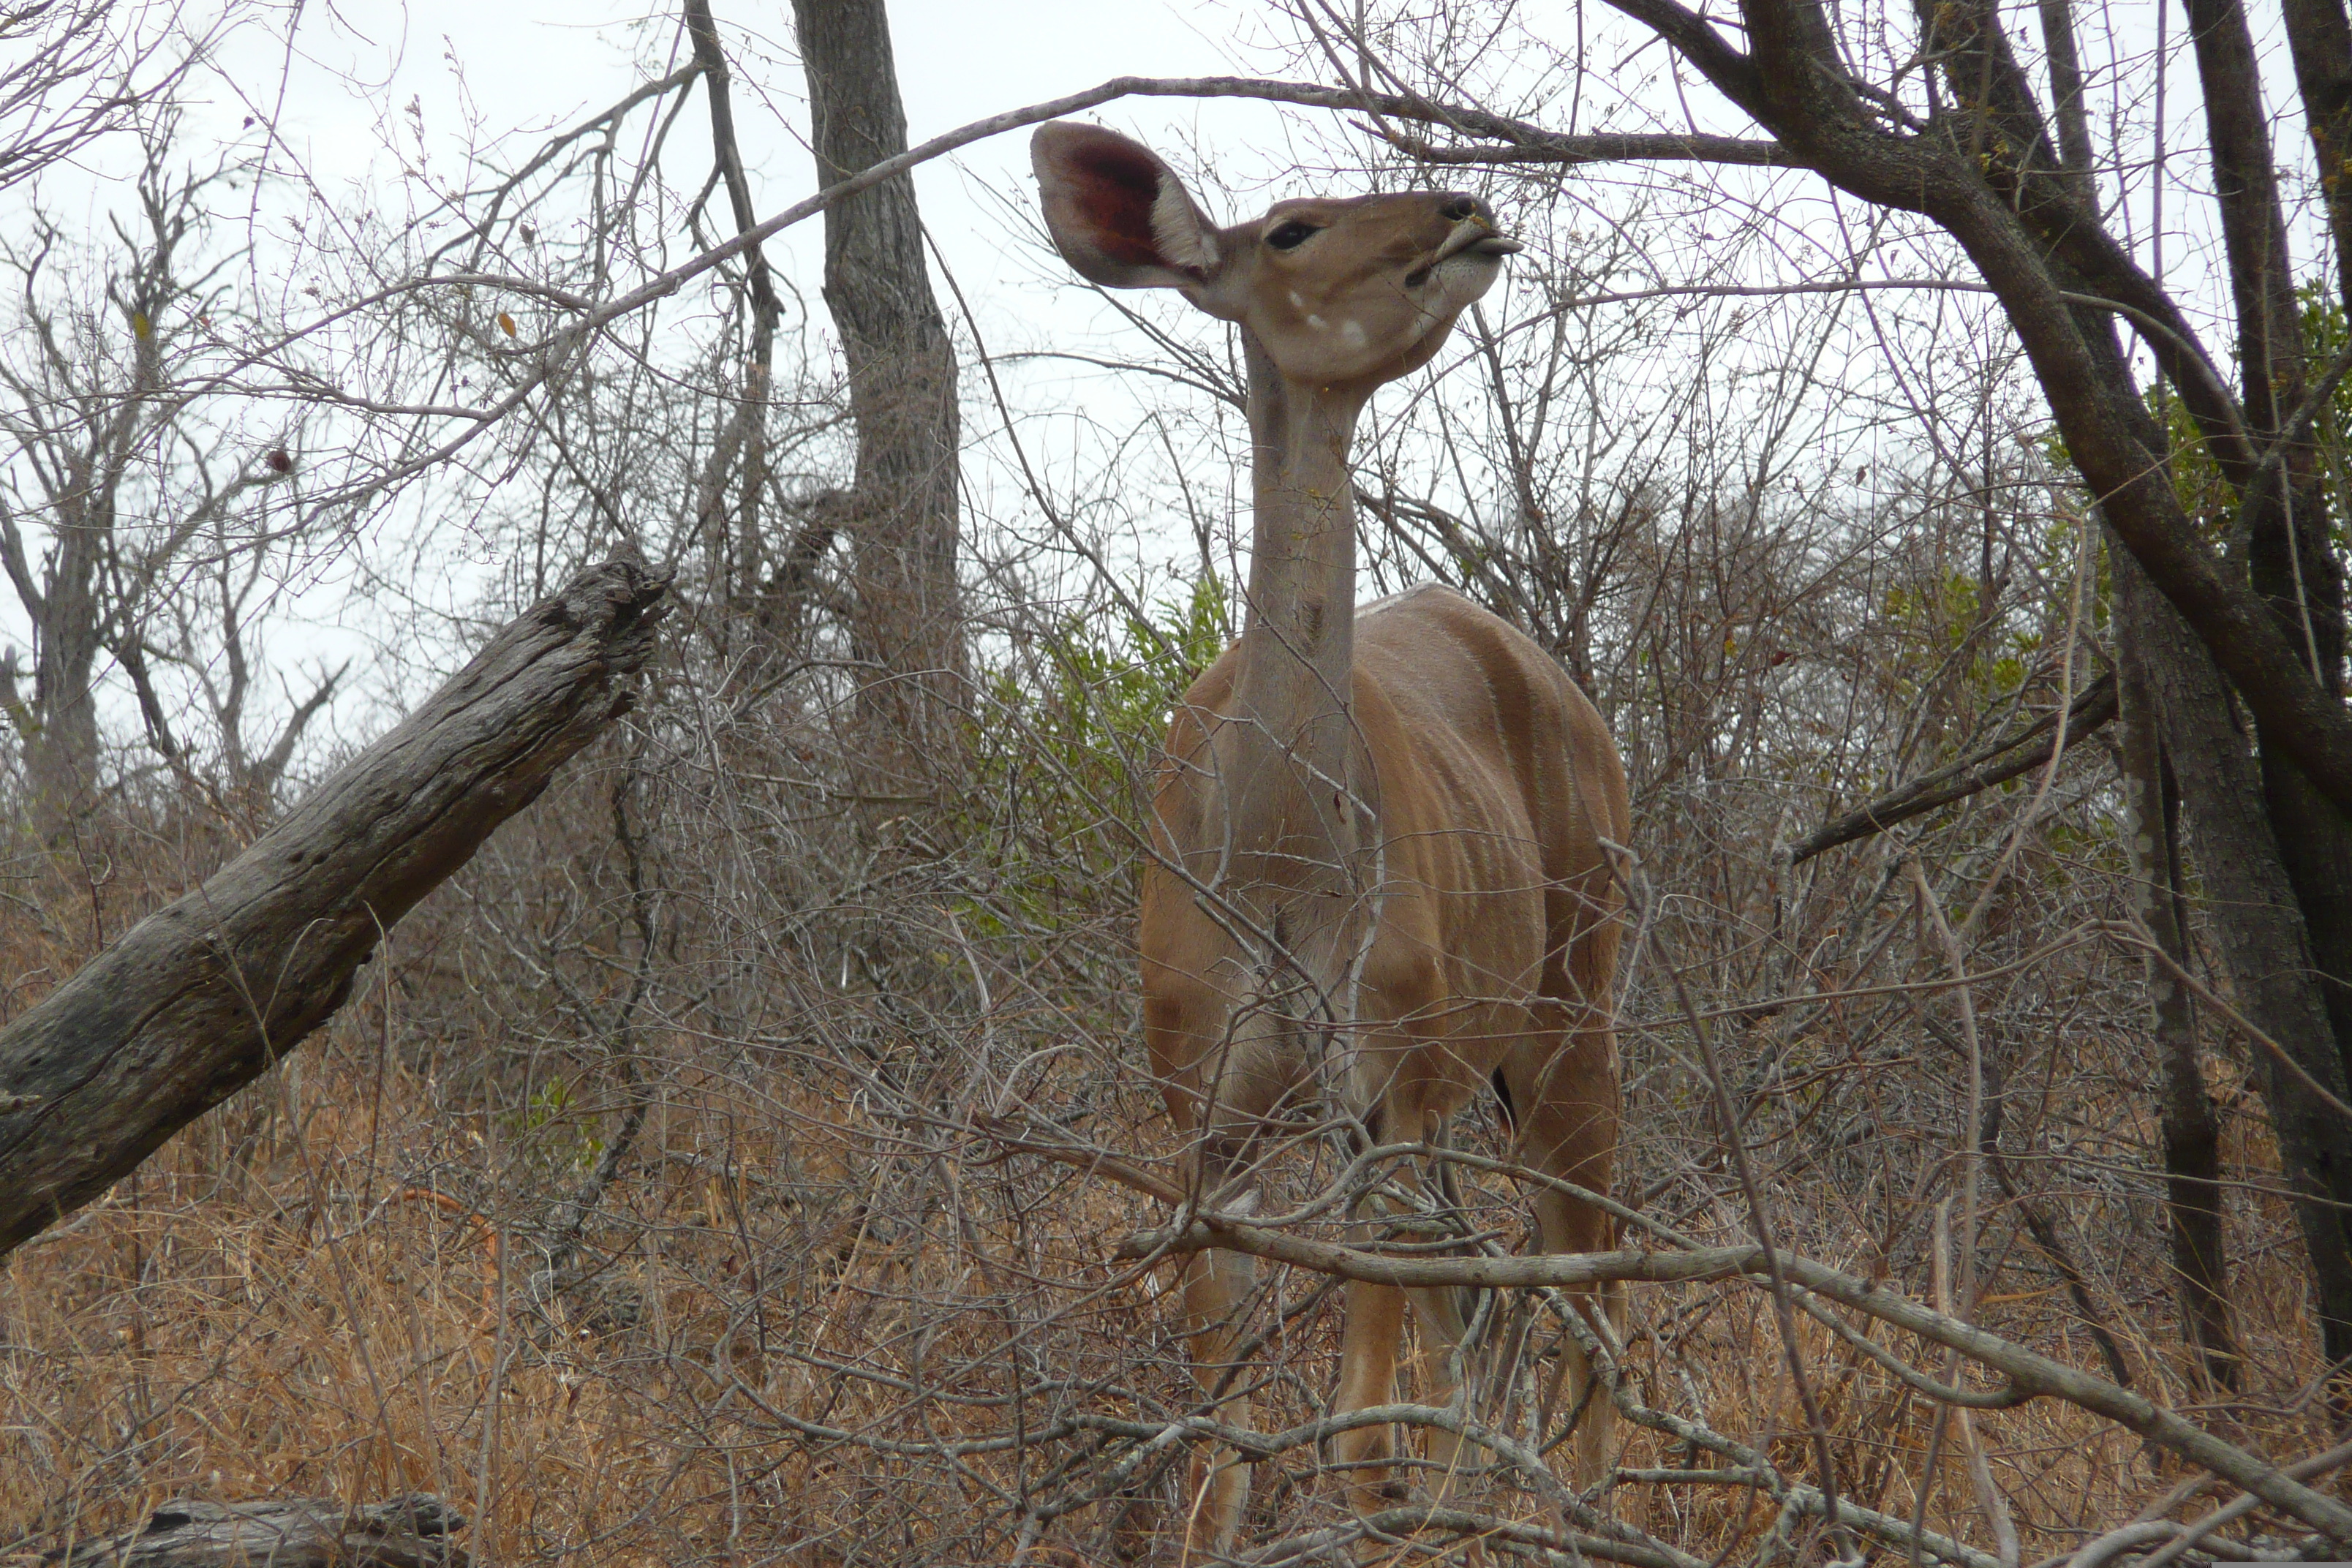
790;0;966;789
2112;545;2352;1373
2180;0;2352;1131
0;562;666;1258
57;1493;466;1567
2114;601;2238;1387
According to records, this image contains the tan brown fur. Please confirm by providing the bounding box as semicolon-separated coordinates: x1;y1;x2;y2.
1033;121;1632;1550
1142;587;1630;1535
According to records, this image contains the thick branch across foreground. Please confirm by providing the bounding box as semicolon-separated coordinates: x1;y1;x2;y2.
1100;1186;2352;1543
0;562;667;1259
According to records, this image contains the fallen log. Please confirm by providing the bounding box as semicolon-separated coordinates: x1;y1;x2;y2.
53;1493;466;1567
0;562;666;1258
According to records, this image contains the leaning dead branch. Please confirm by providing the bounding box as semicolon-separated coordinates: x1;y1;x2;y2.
1790;674;2117;864
0;562;666;1257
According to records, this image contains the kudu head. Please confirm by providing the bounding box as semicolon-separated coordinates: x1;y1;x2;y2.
1030;121;1517;397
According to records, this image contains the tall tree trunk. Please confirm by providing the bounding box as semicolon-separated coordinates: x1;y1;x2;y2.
2114;600;2239;1387
2114;545;2352;1379
2179;0;2352;1124
2044;0;2238;1383
790;0;966;793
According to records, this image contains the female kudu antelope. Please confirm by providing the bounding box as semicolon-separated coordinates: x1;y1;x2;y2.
1032;122;1631;1549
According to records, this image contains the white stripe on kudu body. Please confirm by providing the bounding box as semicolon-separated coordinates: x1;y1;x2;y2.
1032;122;1633;1553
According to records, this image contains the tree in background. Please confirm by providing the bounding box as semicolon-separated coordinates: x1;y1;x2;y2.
1306;0;2352;1390
0;0;209;197
0;126;333;836
790;0;968;796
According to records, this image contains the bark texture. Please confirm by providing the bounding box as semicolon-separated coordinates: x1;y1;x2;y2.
2112;546;2352;1373
790;0;966;784
2114;600;2237;1387
56;1493;466;1567
0;562;666;1257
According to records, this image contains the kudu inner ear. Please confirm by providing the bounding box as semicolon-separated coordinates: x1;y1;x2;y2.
1067;140;1169;268
1032;122;1218;291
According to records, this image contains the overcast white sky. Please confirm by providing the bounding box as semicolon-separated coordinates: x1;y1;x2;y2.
11;0;1357;748
209;0;1316;354
4;0;2332;766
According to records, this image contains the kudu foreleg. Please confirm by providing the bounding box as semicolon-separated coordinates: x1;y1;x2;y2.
1177;1235;1259;1548
1172;1103;1281;1553
1507;1022;1624;1499
1333;1142;1491;1514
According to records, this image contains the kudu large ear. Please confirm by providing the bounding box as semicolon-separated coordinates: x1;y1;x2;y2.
1030;121;1222;290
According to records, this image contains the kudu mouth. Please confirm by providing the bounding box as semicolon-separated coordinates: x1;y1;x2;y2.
1403;220;1523;287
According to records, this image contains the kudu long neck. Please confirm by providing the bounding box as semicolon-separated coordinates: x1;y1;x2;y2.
1219;333;1374;901
1233;335;1368;779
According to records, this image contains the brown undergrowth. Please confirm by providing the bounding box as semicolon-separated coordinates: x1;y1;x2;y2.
0;837;2339;1566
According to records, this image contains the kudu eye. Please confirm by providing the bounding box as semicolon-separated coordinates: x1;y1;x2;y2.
1264;220;1319;251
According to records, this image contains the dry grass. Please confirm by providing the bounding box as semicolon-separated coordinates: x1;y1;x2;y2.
1;871;2340;1566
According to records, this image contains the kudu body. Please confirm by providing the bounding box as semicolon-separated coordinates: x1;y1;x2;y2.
1033;122;1631;1549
